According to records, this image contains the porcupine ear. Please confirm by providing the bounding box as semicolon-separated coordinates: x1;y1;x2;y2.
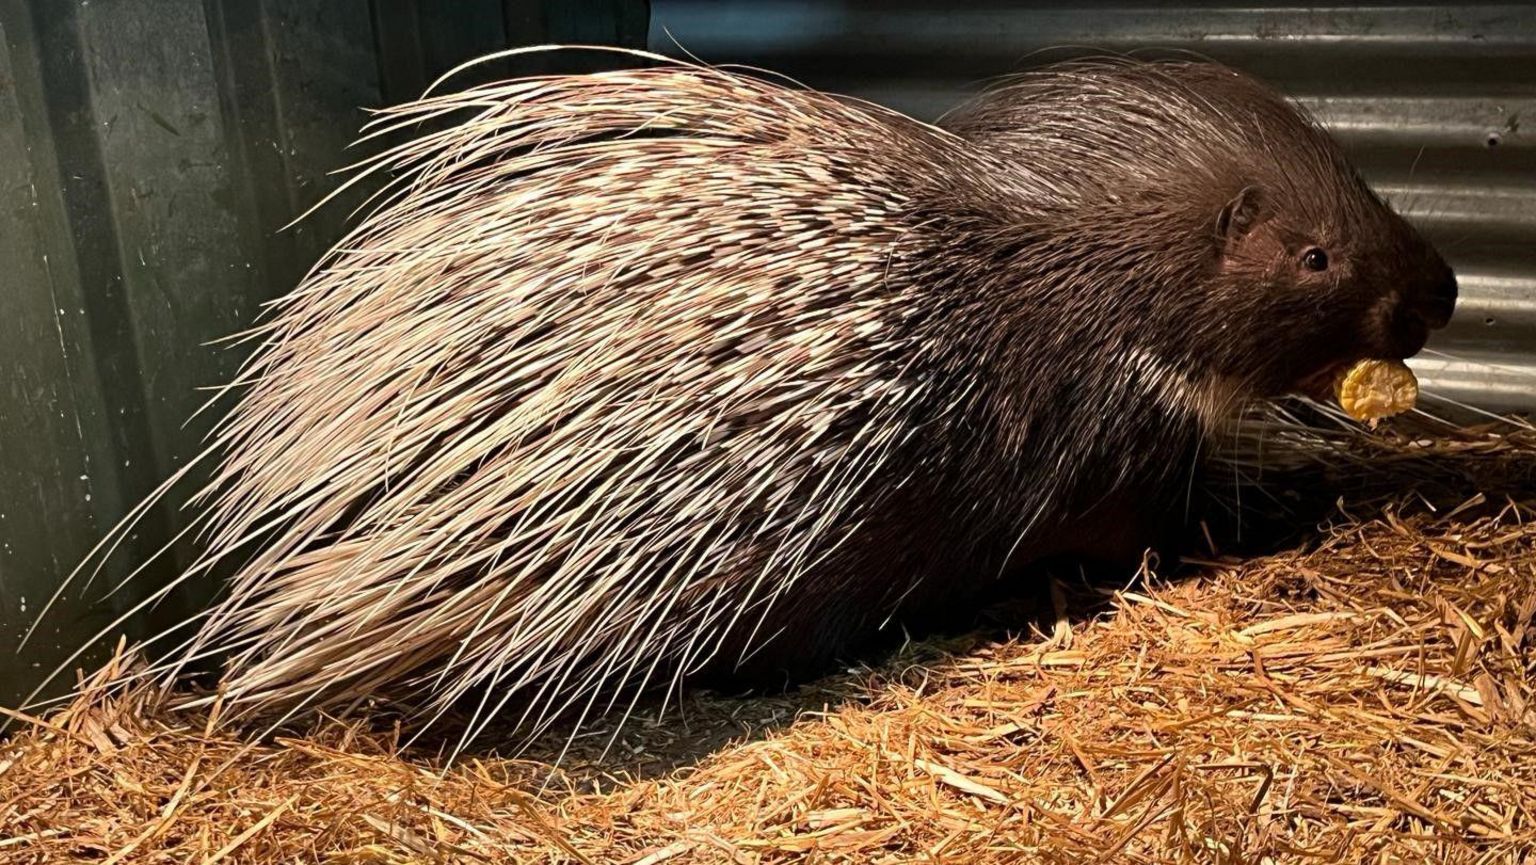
1216;185;1266;241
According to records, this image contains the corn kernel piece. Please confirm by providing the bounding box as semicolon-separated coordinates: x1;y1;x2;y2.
1333;359;1418;425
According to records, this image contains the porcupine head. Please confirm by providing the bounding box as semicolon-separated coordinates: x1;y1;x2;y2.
907;60;1458;570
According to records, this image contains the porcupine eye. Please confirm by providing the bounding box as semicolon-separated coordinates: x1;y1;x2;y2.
1301;247;1329;272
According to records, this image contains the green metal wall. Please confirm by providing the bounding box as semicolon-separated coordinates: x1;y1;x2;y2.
0;0;648;707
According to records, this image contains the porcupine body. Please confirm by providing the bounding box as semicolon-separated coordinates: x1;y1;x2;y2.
135;52;1454;739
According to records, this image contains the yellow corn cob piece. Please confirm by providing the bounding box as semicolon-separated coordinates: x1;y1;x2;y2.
1334;359;1418;426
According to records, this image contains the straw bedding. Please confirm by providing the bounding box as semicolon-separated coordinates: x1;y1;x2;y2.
4;420;1536;863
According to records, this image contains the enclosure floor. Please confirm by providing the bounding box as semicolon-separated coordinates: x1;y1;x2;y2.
3;494;1535;863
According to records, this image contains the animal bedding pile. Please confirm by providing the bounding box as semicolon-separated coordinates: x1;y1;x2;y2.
4;426;1536;863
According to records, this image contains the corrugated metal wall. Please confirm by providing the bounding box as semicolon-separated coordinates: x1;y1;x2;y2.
648;1;1536;417
0;0;648;707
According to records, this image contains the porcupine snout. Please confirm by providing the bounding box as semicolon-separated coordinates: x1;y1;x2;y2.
1383;252;1457;360
1414;264;1459;330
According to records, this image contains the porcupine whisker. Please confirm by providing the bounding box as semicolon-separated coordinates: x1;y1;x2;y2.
1415;392;1524;427
1420;347;1536;391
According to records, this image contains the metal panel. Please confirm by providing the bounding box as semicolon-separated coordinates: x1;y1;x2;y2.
648;1;1536;417
0;0;649;707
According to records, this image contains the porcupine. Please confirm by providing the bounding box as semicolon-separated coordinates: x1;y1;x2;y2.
41;50;1457;744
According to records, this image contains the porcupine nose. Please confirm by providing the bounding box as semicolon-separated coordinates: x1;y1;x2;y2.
1417;268;1458;330
1386;265;1455;360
